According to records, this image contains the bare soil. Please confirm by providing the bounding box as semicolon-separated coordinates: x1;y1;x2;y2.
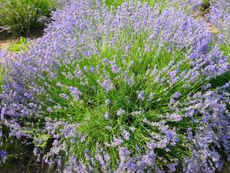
0;28;44;50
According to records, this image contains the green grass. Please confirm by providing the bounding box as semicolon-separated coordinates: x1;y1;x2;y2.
0;0;56;35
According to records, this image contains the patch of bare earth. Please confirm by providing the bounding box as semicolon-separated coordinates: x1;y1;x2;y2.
0;28;44;50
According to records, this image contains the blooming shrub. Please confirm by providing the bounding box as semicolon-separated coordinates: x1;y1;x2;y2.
0;0;229;172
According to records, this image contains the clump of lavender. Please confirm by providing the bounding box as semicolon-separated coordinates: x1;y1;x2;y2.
167;0;229;49
206;0;230;52
0;0;229;172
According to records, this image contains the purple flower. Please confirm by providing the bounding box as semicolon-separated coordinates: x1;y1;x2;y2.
105;99;110;105
137;91;145;101
0;150;8;158
102;79;114;92
168;113;183;122
117;108;125;116
68;86;82;101
111;62;120;73
141;150;155;166
119;147;129;162
104;111;109;120
121;129;130;140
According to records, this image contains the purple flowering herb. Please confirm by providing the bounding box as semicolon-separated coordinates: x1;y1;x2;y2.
0;150;8;159
0;0;229;172
102;78;114;92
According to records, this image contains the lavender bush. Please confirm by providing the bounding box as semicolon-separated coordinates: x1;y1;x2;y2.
0;0;229;172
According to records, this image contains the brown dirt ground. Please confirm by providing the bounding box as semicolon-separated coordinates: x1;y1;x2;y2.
0;28;44;50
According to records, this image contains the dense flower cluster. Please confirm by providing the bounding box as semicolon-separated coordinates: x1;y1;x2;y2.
206;0;230;44
0;0;229;172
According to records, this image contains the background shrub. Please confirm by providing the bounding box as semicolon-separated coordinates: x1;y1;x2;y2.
0;0;56;35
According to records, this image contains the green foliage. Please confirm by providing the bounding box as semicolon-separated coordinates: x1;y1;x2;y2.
220;43;230;59
105;0;166;9
8;37;28;53
0;66;4;92
0;125;48;172
210;43;230;89
201;0;210;12
0;0;56;35
203;0;210;7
